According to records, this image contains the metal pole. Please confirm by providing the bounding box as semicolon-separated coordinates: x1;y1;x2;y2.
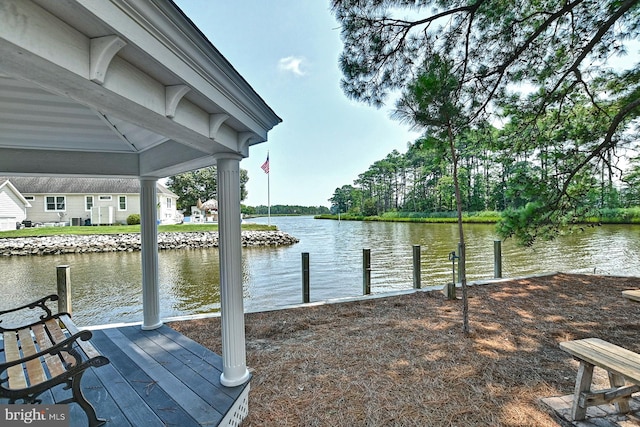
457;241;463;284
56;265;71;315
412;245;421;289
494;240;502;278
363;248;371;295
302;252;310;303
447;251;457;300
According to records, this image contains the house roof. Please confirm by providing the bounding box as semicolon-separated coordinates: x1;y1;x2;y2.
0;179;32;207
0;177;178;197
0;0;281;179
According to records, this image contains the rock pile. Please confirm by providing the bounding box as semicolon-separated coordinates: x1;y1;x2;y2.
0;231;299;256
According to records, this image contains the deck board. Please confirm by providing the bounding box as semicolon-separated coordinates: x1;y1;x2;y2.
0;324;249;427
117;326;234;412
102;327;222;426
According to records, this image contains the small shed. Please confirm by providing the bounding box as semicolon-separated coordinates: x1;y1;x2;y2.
0;179;31;231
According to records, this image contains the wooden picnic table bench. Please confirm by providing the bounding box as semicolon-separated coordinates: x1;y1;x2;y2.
622;289;640;302
560;337;640;421
0;294;110;427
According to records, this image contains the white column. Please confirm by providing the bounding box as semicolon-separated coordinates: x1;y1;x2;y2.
140;177;162;330
216;155;250;387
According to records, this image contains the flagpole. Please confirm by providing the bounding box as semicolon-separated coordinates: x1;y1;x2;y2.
261;152;271;227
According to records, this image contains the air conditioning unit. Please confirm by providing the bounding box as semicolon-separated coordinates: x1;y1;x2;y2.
91;206;114;225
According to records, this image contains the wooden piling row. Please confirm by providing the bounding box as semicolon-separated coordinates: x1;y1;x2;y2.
56;241;505;308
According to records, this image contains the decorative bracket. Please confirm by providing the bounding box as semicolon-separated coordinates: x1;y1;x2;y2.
238;132;258;157
165;85;191;118
209;113;229;138
90;35;126;85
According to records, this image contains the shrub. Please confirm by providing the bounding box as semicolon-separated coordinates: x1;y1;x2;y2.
127;214;141;225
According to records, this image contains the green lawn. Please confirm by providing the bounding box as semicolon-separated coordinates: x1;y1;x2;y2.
0;223;276;238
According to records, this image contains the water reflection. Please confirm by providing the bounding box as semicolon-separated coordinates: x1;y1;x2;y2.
1;217;639;326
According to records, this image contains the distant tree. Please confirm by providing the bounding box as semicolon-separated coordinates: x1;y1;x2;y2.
496;96;628;244
167;167;249;211
253;205;330;215
241;204;256;215
621;156;640;207
330;185;361;214
332;0;640;244
393;55;472;334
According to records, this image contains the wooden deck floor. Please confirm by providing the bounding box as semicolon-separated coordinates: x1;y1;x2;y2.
1;324;250;427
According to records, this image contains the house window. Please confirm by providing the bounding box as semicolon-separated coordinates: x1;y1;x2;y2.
99;195;112;201
166;198;172;209
85;196;94;211
24;196;35;201
45;196;66;211
118;196;127;211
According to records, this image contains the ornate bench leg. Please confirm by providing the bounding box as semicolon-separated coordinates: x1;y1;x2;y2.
71;372;106;427
571;361;594;421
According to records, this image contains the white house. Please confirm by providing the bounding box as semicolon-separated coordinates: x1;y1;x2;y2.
0;176;180;228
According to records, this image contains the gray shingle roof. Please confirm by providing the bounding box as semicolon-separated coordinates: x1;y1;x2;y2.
0;176;177;197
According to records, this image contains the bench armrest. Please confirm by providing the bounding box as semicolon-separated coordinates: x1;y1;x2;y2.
0;295;59;332
0;312;70;333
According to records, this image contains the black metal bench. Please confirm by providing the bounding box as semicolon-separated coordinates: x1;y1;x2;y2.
0;295;110;427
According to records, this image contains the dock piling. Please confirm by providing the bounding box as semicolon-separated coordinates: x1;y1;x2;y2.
412;245;421;289
56;265;72;315
363;249;371;295
494;240;502;278
302;252;310;303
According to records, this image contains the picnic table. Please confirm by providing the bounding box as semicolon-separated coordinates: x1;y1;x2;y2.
560;337;640;421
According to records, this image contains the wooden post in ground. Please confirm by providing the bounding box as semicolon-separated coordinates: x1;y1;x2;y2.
494;240;502;278
56;265;72;315
412;245;421;289
445;249;457;300
363;249;371;295
302;252;310;303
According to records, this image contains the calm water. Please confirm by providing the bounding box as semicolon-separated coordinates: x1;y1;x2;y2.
2;216;639;326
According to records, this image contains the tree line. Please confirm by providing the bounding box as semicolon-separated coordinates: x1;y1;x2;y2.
329;117;640;220
165;167;329;216
245;205;330;216
331;0;640;247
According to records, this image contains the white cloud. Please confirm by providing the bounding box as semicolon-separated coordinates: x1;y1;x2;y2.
278;56;307;76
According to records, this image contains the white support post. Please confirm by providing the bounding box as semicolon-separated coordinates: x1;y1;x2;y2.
216;155;250;387
140;177;162;330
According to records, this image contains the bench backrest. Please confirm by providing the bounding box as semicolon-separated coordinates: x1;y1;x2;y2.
2;314;100;390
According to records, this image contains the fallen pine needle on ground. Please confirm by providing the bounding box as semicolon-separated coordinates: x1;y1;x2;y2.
170;273;640;427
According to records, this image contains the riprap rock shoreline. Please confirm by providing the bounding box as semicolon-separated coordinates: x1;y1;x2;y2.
0;231;299;256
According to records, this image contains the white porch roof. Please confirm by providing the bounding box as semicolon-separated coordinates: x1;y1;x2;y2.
0;0;281;178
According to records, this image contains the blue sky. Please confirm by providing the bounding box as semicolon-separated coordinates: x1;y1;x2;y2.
174;1;421;208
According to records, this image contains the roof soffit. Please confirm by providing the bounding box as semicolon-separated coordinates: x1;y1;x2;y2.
32;0;281;136
0;0;281;177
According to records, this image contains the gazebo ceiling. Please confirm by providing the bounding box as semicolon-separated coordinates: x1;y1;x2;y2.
0;77;169;154
0;0;281;178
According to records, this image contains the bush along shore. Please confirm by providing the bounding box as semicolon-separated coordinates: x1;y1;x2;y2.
0;230;299;256
316;207;640;224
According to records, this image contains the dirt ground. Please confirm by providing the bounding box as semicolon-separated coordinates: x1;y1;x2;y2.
170;273;640;427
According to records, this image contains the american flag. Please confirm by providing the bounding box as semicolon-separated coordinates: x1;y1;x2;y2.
261;154;270;174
